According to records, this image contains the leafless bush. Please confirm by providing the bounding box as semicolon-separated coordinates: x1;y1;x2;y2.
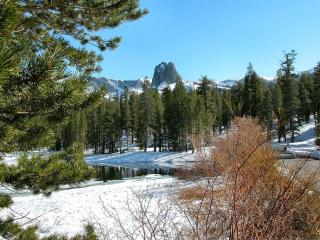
93;186;185;240
178;117;320;239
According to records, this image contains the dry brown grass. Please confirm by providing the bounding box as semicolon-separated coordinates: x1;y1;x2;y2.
179;187;208;201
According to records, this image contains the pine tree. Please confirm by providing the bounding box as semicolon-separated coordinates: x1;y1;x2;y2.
137;81;154;151
272;83;286;142
260;89;273;137
197;76;220;133
313;63;320;123
172;78;191;151
128;92;139;144
242;63;264;118
243;63;254;116
221;90;233;129
298;79;312;123
86;106;101;153
162;78;190;151
162;87;174;151
279;50;300;142
313;63;320;147
63;111;88;150
316;124;320;147
111;98;122;153
189;90;207;150
230;82;244;116
1;0;148;73
0;0;147;238
120;87;131;151
151;91;164;151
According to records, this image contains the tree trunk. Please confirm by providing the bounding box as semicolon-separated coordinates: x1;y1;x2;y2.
131;129;134;144
290;119;295;143
158;133;162;152
101;131;105;154
126;131;129;152
153;133;156;152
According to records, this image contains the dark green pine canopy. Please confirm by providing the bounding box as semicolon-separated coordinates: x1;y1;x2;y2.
0;1;147;238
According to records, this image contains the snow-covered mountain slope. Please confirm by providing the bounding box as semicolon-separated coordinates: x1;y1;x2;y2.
90;77;238;95
217;79;238;87
90;77;150;95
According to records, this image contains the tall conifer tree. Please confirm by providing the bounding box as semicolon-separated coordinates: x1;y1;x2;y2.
279;50;300;142
0;1;147;237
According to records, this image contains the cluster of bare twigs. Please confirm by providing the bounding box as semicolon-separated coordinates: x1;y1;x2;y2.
93;186;184;240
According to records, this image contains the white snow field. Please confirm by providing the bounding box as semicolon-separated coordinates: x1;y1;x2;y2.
0;174;177;237
0;150;198;237
272;117;320;160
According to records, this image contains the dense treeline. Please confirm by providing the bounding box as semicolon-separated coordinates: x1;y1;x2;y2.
57;52;320;153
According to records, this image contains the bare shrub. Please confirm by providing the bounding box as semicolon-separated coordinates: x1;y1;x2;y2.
94;186;184;240
178;117;320;239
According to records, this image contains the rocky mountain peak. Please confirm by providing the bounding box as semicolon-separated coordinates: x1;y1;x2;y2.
151;62;181;87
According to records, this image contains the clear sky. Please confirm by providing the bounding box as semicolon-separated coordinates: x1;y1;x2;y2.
89;0;320;81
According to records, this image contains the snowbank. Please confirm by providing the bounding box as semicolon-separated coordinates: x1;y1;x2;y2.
272;118;320;160
0;175;176;237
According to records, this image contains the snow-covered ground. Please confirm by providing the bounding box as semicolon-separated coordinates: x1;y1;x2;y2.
0;174;178;237
272;117;320;160
0;149;198;237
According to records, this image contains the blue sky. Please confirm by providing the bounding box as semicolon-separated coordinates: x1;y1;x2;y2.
87;0;320;81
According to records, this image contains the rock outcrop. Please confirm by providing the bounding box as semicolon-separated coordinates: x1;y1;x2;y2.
151;62;181;87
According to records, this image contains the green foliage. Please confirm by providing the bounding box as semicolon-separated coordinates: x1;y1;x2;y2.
1;0;147;73
0;221;98;240
316;124;320;147
314;63;320;122
0;194;12;209
272;83;283;117
0;220;39;240
86;98;121;154
279;50;300;142
120;87;131;150
128;92;139;144
221;90;233;128
0;0;147;238
230;82;244;116
151;91;164;151
298;79;312;123
0;41;105;153
196;76;220;131
137;82;155;151
242;63;265;118
260;89;273;131
4;145;93;195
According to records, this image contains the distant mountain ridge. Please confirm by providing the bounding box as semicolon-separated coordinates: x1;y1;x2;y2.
90;61;239;95
90;77;238;95
93;61;317;95
90;77;148;94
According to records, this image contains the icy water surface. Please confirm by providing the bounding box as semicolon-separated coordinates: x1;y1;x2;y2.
95;165;175;181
